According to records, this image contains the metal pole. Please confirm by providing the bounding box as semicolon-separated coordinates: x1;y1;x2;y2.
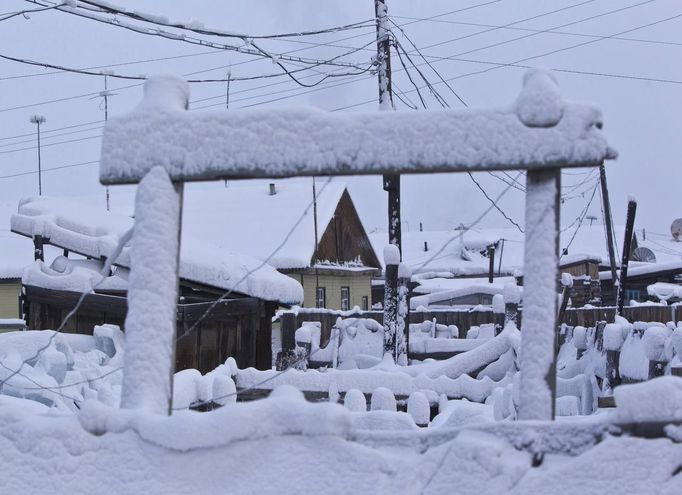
37;121;42;196
616;199;638;315
104;75;110;211
30;115;46;196
599;164;618;304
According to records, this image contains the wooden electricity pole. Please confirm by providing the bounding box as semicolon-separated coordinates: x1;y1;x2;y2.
616;198;637;315
374;0;401;256
375;0;404;362
599;164;618;304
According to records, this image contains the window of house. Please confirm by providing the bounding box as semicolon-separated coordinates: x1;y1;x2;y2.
624;289;641;302
361;295;369;311
316;287;326;308
341;287;350;311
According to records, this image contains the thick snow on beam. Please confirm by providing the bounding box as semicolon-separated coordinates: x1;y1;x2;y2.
100;70;616;185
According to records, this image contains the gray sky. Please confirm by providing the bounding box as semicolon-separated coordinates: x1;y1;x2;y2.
1;0;681;244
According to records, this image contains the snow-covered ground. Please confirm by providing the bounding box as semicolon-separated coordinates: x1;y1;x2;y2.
1;316;681;494
0;383;681;495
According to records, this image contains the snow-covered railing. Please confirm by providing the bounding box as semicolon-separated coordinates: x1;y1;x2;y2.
98;69;616;419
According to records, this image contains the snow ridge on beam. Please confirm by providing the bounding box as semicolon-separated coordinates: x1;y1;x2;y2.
99;70;617;185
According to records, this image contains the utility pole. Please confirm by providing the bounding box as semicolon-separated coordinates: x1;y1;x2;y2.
29;114;45;195
312;176;320;304
374;0;401;256
100;74;114;210
616;198;637;315
375;0;405;363
599;164;618;304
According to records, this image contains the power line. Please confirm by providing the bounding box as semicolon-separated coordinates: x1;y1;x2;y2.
27;0;371;75
0;159;98;179
0;119;103;141
4;0;660;117
467;172;524;233
331;6;682;111
561;182;600;257
0;123;103;148
390;14;682;49
0;134;101;154
73;0;377;40
0;2;63;22
1;0;502;109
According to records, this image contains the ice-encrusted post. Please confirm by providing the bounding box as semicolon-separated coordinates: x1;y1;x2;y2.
120;166;183;415
515;71;565;421
602;323;625;395
518;169;560;420
396;262;411;365
504;284;521;328
383;244;400;362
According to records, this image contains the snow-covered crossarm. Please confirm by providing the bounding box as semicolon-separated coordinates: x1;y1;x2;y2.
99;71;616;184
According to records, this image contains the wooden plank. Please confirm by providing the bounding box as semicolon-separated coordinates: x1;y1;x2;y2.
597;395;616;408
181;297;261;322
24;285;128;315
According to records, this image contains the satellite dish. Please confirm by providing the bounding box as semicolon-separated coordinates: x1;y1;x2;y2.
672;218;682;241
631;247;656;263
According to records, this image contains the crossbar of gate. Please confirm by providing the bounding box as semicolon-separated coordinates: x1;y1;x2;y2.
98;70;616;419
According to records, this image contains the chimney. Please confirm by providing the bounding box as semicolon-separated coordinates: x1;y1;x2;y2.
269;183;276;195
424;241;428;252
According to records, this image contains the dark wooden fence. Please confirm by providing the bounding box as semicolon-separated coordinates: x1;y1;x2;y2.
22;285;271;373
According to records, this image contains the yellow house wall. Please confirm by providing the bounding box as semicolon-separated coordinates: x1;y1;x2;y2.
286;273;373;310
0;281;21;319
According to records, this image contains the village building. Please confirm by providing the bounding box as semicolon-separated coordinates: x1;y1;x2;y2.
10;196;303;372
371;222;682;310
179;181;381;311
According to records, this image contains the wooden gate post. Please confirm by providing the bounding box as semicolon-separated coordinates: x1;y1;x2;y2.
120;167;183;415
518;168;561;421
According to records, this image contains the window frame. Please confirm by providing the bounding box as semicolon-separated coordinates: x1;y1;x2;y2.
340;286;350;311
316;286;326;309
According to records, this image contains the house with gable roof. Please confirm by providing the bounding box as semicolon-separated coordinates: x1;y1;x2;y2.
180;181;381;311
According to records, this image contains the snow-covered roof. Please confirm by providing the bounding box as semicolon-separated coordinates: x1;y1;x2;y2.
600;260;682;281
100;71;615;185
0;200;61;280
369;229;520;276
10;196;302;304
376;223;665;278
179;181;356;270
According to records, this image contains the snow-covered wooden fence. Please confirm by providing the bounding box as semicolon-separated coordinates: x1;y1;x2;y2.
99;70;616;418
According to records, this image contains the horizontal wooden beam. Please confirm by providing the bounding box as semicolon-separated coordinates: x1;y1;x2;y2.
99;73;616;185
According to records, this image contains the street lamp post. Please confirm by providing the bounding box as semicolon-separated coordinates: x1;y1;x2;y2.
30;114;46;195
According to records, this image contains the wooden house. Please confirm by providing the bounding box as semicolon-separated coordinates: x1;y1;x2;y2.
11;196;303;372
180;181;381;311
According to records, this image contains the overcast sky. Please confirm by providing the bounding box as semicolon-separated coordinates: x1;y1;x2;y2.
1;0;681;245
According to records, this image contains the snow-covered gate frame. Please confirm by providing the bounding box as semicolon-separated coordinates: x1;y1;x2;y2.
99;71;616;419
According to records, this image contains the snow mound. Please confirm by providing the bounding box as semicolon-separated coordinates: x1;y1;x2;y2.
614;376;682;423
